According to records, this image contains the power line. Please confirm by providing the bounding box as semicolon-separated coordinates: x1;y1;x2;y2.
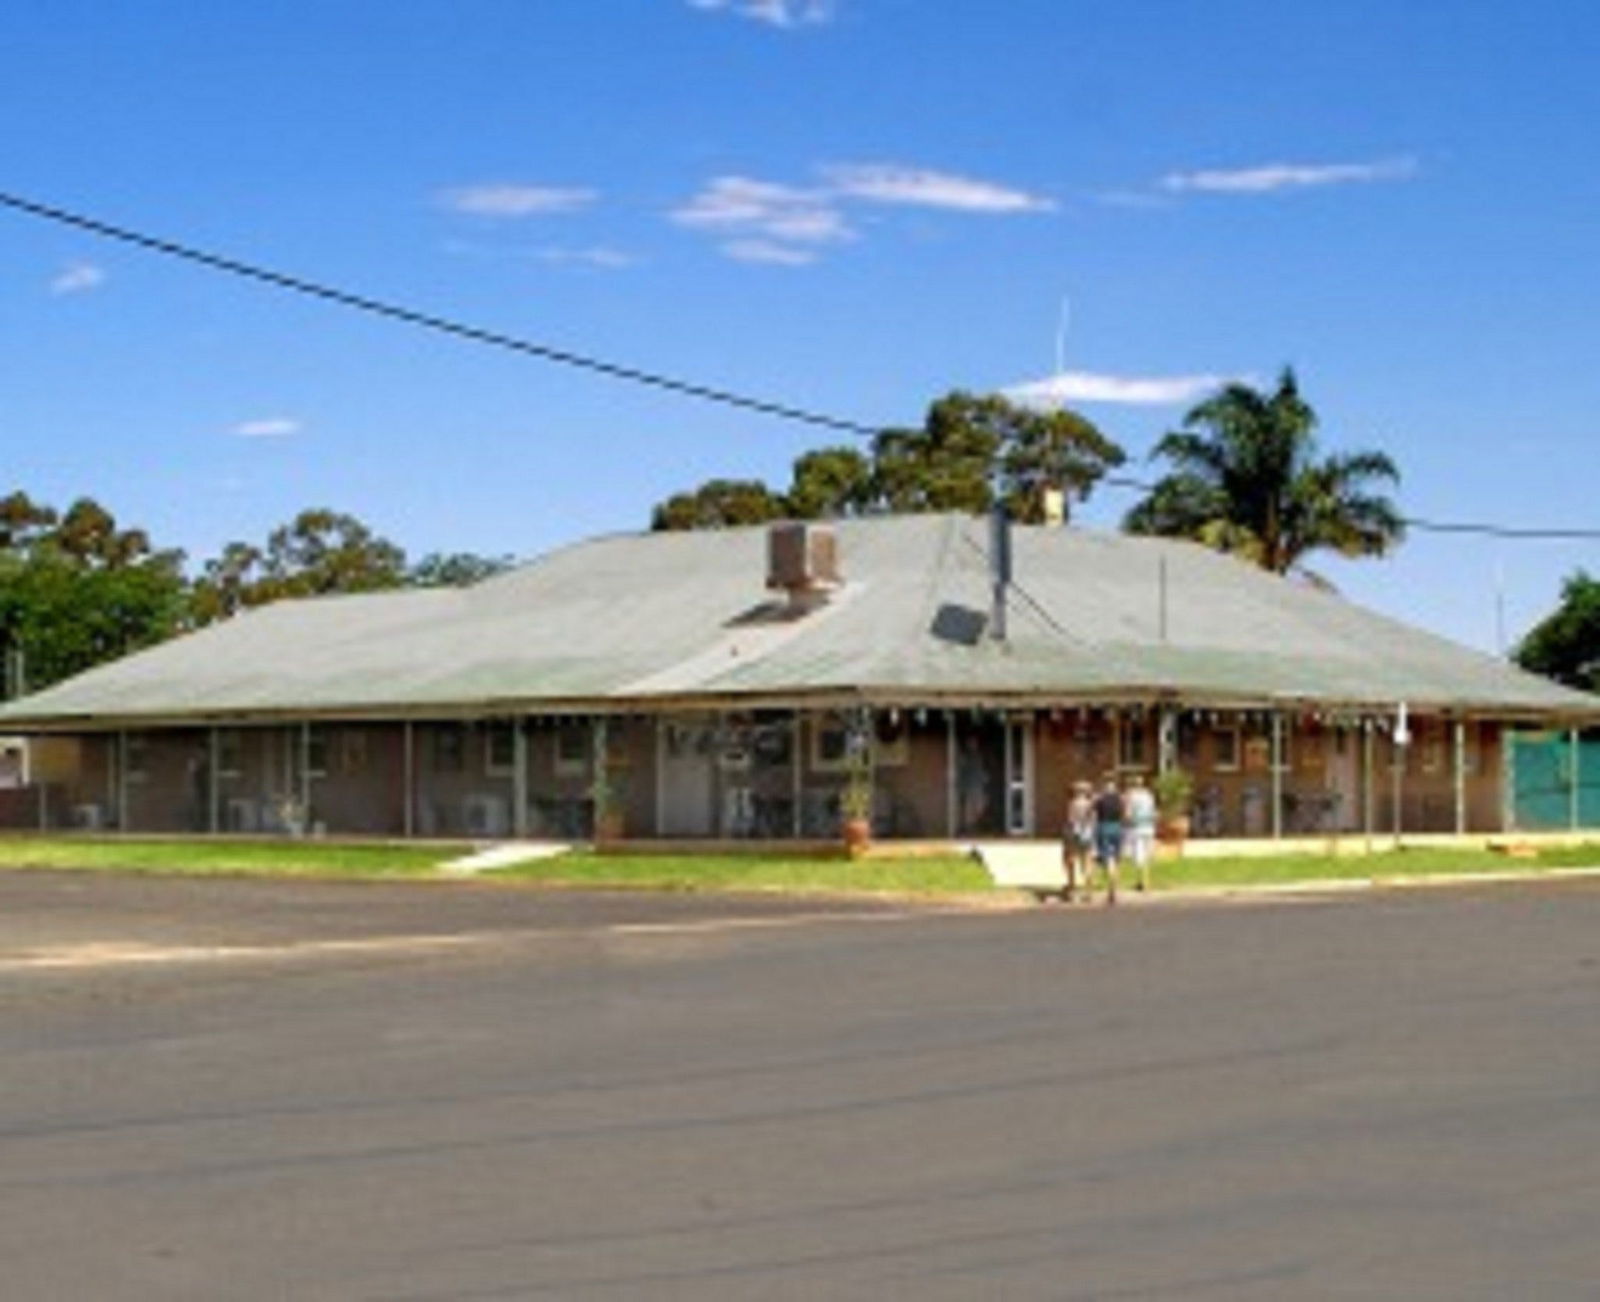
1096;472;1600;541
0;189;877;439
4;188;1597;543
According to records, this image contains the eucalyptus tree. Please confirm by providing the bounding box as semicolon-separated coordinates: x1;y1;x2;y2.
1516;571;1600;691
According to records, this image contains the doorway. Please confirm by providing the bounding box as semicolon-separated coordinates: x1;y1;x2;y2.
953;715;1033;838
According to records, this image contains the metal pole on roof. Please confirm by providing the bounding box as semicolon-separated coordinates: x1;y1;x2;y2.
1158;555;1169;644
989;506;1012;642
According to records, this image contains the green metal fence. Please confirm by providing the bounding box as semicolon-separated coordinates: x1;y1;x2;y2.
1509;730;1600;831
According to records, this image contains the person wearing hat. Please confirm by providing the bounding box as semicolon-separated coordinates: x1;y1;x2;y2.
1062;780;1094;901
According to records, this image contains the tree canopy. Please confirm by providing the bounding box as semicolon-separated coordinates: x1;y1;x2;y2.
0;495;186;693
0;493;517;692
1123;368;1404;577
649;390;1125;530
1515;571;1600;692
650;479;789;532
188;509;511;625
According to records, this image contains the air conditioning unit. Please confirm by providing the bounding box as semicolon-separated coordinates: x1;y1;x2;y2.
766;521;841;610
462;793;509;839
722;786;755;837
225;797;259;833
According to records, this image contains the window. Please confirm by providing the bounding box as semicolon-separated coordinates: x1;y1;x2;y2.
1117;718;1148;771
554;724;589;777
125;735;149;783
486;722;516;776
1213;725;1241;772
305;727;330;778
1177;719;1199;769
809;714;906;771
810;717;853;772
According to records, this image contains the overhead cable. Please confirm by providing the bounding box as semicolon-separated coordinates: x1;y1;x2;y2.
3;189;1596;542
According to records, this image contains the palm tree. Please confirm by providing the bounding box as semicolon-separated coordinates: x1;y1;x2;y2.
1123;369;1404;576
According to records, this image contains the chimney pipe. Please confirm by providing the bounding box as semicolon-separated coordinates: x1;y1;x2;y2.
989;506;1012;641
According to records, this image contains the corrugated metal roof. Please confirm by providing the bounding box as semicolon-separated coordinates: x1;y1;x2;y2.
2;513;1594;727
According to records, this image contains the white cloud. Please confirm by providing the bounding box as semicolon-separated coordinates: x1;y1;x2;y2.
534;246;638;269
1007;371;1234;408
440;184;598;216
49;262;105;295
688;0;834;28
823;164;1056;213
1160;156;1418;195
672;163;1054;264
231;417;301;438
671;175;853;257
721;239;818;266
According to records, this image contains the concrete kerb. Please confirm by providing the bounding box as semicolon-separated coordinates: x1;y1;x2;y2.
1003;863;1600;910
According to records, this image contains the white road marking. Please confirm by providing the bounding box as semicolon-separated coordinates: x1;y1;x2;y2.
0;909;930;973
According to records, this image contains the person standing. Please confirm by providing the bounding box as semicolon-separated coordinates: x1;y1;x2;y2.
1062;780;1094;901
1123;773;1157;892
1092;777;1125;905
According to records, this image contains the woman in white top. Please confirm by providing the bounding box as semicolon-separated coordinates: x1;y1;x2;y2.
1123;774;1157;892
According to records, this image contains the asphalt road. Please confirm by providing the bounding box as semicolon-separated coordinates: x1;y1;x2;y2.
2;871;1598;1300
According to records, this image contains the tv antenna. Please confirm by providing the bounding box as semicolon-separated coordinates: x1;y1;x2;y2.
1054;294;1071;376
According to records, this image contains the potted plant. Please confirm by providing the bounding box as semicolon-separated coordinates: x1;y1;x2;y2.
1153;768;1194;846
839;746;874;858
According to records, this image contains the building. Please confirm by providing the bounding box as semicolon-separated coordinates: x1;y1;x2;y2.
0;513;1594;841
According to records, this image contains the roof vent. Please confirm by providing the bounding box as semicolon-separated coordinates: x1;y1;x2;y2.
767;521;841;612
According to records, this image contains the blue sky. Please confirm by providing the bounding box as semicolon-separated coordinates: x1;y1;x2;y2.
2;0;1596;652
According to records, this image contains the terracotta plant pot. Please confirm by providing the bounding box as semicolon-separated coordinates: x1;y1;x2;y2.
842;815;872;858
1157;813;1191;845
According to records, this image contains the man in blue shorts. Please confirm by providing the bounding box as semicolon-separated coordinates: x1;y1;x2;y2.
1092;777;1125;906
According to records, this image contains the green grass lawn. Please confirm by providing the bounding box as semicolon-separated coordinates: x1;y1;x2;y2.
1153;842;1600;891
484;852;991;895
0;835;1594;895
0;837;446;879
